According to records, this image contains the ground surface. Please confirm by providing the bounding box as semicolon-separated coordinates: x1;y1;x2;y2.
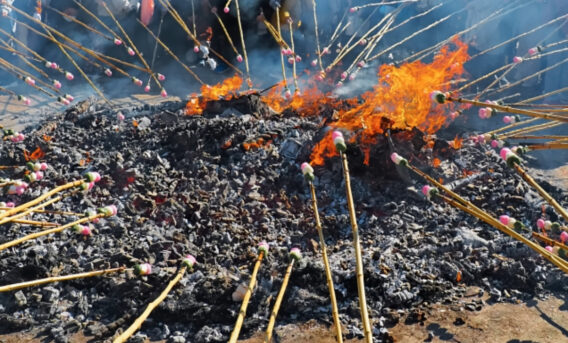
1;289;567;342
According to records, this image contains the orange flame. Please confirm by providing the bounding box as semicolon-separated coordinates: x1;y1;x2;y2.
186;74;243;115
310;38;469;165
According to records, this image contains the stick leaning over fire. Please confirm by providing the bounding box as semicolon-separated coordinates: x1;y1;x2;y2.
0;267;127;293
264;248;302;343
390;153;568;274
113;256;197;343
301;163;344;343
228;241;269;343
333;131;373;343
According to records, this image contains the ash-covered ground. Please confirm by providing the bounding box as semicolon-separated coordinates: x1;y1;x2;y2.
0;96;567;342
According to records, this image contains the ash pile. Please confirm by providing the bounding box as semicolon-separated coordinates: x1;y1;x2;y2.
0;95;566;342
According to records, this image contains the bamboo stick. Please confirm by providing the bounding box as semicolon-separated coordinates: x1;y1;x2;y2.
233;0;251;89
228;243;268;343
340;150;373;343
0;193;69;226
0;208;83;216
113;260;195;343
48;5;114;41
211;8;239;57
264;249;301;343
499;122;563;139
445;96;568;123
0;180;84;221
308;180;343;343
101;1;162;90
11;219;58;227
512;163;568;222
288;18;299;93
0;213;105;252
390;153;568;272
0;267;127;292
528;143;568;150
311;0;324;73
158;0;242;75
436;193;568;273
275;8;288;92
137;19;204;84
508;135;568;140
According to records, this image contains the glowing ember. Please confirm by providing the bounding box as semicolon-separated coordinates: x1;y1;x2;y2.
310;38;469;165
186;74;243;115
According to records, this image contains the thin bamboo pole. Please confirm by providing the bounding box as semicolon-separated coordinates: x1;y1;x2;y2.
512;163;568;222
0;213;105;252
340;151;372;343
11;219;58;227
528;143;568;150
289;19;299;93
233;0;251;89
0;193;68;226
0;208;83;216
228;250;265;343
311;0;324;73
0;180;84;221
101;1;162;90
309;182;343;343
264;258;295;343
445;96;568;123
0;267;127;292
113;266;188;343
137;19;204;84
276;8;288;91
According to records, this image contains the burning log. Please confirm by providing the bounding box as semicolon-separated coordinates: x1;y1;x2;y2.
112;256;197;343
302;163;343;343
0;267;127;293
334;131;373;343
264;248;302;343
228;241;269;343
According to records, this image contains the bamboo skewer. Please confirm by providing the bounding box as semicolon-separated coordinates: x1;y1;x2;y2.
478;20;567;99
43;27;111;104
444;96;568;123
512;163;568;222
158;0;242;75
264;249;301;343
499;122;564;140
436;193;568;273
9;17;133;77
0;213;106;252
275;8;288;92
509;135;568;140
340;151;373;343
0;267;127;292
0;59;55;97
11;219;58;227
0;180;84;221
146;13;164;88
305;175;343;343
137;19;204;84
211;8;240;57
390;154;568;273
228;243;268;343
0;57;59;93
311;0;324;73
0;193;72;226
0;208;84;216
72;0;122;44
527;143;568;150
113;257;196;343
470;14;568;60
47;5;114;42
333;131;372;343
233;0;251;88
288;18;299;93
369;7;463;63
101;2;163;91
